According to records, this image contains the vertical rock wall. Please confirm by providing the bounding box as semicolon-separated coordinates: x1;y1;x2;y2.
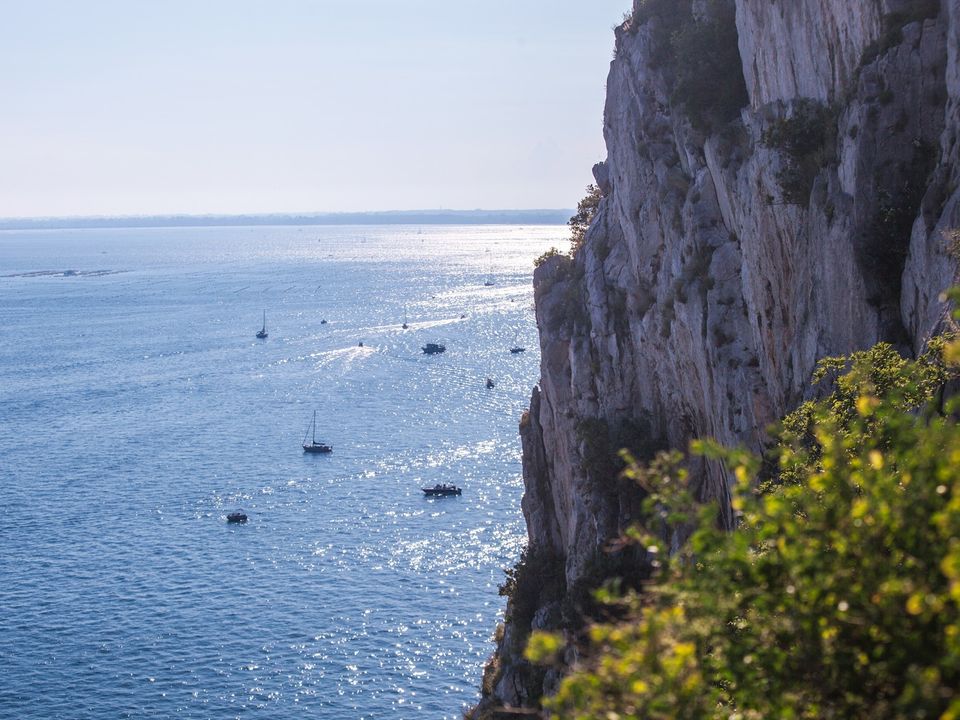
472;0;960;714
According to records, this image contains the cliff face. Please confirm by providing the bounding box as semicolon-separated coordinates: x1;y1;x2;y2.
474;0;960;714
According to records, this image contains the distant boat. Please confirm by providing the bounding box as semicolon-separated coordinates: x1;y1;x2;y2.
422;483;462;497
321;319;328;325
422;343;446;355
486;378;495;389
256;311;268;339
402;307;409;330
302;410;333;454
510;330;526;354
227;510;248;523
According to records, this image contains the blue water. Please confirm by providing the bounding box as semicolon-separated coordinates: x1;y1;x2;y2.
0;225;565;719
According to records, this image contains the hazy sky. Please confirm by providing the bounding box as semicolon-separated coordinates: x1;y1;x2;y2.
0;0;629;218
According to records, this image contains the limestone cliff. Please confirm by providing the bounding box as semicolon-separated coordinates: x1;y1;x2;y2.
473;0;960;715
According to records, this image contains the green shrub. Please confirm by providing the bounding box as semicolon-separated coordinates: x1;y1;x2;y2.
569;184;602;254
860;0;941;68
499;545;565;648
528;327;960;719
862;140;938;304
577;415;666;481
763;99;836;205
534;247;565;268
670;0;748;133
763;99;834;157
629;0;693;65
628;0;746;129
539;258;590;334
627;0;693;69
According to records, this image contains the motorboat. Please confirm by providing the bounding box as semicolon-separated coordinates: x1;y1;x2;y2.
421;484;462;497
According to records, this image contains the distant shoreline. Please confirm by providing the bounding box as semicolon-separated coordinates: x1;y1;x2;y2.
0;209;572;232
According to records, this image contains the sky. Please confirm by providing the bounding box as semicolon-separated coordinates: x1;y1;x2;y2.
0;0;630;218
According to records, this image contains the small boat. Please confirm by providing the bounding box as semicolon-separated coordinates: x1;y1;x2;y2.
422;343;446;355
358;341;364;347
421;483;462;497
256;311;268;339
321;319;328;325
486;378;495;389
402;306;409;330
510;329;526;354
303;410;333;454
227;510;248;523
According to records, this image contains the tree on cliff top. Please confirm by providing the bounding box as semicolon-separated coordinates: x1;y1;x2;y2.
527;321;960;718
569;184;602;254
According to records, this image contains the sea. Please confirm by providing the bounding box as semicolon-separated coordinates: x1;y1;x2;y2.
0;224;567;719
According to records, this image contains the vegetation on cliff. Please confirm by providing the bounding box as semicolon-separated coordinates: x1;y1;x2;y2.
627;0;747;132
527;313;960;718
568;184;602;255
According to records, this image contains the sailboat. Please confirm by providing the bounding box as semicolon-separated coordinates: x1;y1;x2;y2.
510;329;526;354
302;410;333;454
483;249;495;286
256;311;268;339
402;306;409;330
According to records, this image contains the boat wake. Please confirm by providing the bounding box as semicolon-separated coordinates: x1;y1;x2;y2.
4;269;126;278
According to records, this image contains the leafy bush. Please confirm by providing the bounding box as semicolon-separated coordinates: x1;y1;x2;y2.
861;0;941;68
528;325;960;719
670;0;748;133
534;247;565;268
537;257;590;335
632;0;691;26
763;99;836;205
764;100;835;157
569;184;602;254
863;140;938;304
628;0;693;66
627;0;746;130
499;545;565;648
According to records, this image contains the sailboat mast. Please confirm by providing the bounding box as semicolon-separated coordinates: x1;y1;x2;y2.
312;410;317;444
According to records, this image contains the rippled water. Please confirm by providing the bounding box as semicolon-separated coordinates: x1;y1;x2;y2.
0;225;565;719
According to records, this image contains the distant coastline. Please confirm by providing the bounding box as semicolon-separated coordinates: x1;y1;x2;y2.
0;209;572;231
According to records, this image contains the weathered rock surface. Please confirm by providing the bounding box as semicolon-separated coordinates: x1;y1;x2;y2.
472;0;960;715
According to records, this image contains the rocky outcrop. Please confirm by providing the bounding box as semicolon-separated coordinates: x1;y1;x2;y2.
473;0;960;715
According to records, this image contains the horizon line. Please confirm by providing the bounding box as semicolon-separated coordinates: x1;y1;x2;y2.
0;207;574;222
0;208;574;232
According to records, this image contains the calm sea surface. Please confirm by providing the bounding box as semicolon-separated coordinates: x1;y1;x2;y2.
0;224;566;719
